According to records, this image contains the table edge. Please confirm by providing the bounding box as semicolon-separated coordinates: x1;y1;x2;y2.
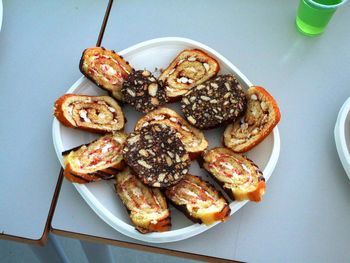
51;227;242;263
0;169;64;246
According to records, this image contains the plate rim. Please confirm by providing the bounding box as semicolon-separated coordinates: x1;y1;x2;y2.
52;37;281;243
334;97;350;179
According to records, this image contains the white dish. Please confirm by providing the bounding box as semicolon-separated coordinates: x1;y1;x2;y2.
0;0;3;32
334;97;350;180
52;37;280;243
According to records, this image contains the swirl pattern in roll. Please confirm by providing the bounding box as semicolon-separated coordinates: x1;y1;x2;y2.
63;132;127;183
80;47;133;101
54;94;125;133
203;147;266;202
115;168;171;233
224;86;281;153
159;49;220;100
165;174;230;225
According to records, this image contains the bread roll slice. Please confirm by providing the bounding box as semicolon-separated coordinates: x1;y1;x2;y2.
224;86;280;153
159;49;220;100
54;94;125;134
63;132;127;183
79;47;133;101
134;107;208;159
165;174;230;225
115;168;171;233
203;147;265;202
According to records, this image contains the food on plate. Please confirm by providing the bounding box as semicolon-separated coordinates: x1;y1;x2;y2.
63;132;127;183
79;47;133;101
54;94;125;133
224;86;281;153
165;174;230;225
134;107;208;159
181;75;247;129
123;123;190;188
115;168;171;233
159;49;220;100
121;70;168;113
203;147;265;202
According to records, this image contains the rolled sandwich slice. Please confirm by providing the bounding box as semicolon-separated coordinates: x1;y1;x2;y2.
54;94;125;133
165;174;230;225
79;47;133;101
203;147;266;202
134;107;208;159
63;132;127;183
224;86;280;153
115;168;171;233
159;49;220;100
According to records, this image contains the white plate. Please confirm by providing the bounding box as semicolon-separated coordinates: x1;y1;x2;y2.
0;0;3;32
335;97;350;179
52;37;280;243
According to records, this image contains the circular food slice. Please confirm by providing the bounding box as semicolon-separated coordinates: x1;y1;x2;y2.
165;174;230;225
123;123;190;188
134;107;208;159
115;168;171;233
203;147;265;202
181;75;247;129
79;47;133;101
63;132;127;183
159;49;220;100
121;70;168;113
224;86;281;153
54;94;125;133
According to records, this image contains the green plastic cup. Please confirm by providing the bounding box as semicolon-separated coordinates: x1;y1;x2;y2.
296;0;347;36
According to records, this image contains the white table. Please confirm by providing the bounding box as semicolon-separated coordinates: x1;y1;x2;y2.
51;0;350;262
0;0;108;247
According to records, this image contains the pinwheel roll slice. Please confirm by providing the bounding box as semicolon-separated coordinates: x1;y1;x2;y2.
63;132;127;183
134;107;208;159
224;86;281;153
159;49;220;100
122;70;168;113
203;147;265;202
123;124;190;188
79;47;133;101
181;75;247;129
115;168;171;233
54;94;125;133
165;174;230;225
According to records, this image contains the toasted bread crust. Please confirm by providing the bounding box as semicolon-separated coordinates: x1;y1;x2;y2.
54;94;125;134
115;168;171;233
62;133;127;184
203;147;266;202
224;86;280;153
79;47;133;101
159;49;220;100
134;107;208;159
165;174;230;225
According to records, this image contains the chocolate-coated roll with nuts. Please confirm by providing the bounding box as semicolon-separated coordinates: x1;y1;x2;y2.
181;75;247;129
134;107;208;159
123;123;190;188
121;70;168;113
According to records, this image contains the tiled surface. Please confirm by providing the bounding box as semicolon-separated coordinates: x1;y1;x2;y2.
0;237;202;263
